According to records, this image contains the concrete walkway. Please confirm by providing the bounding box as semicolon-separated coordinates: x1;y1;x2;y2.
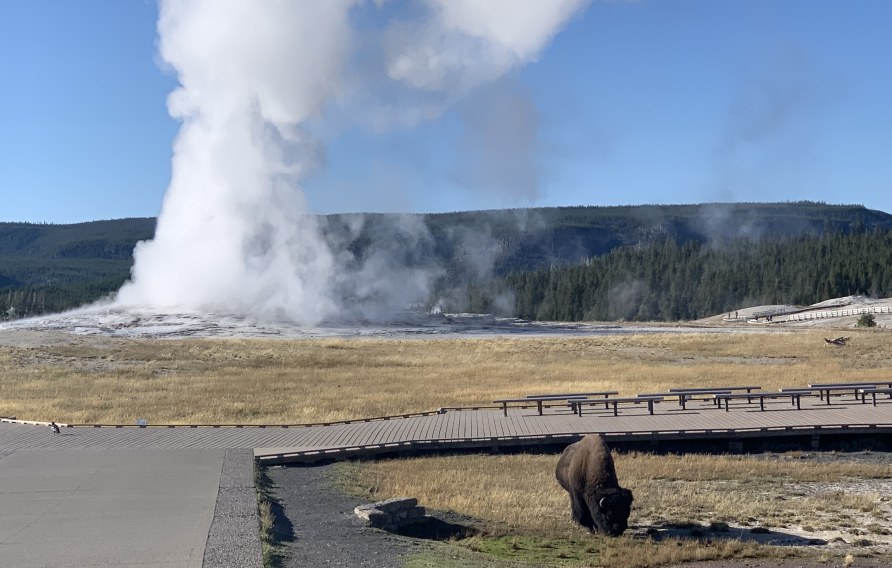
0;448;245;568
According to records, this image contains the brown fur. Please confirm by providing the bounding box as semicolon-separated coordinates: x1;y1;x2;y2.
556;434;633;536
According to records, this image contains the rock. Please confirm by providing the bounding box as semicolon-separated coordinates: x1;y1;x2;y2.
375;498;417;513
353;504;378;520
353;498;426;530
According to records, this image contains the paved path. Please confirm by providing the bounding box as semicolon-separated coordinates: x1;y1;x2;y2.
0;448;223;568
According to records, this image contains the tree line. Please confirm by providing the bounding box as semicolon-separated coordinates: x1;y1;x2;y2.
0;276;126;320
495;228;892;322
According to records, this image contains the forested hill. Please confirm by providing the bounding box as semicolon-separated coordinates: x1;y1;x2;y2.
332;201;892;275
499;229;892;322
1;202;891;319
0;218;155;318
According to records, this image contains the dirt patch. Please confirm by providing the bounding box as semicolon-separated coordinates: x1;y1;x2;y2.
269;463;420;567
0;329;124;349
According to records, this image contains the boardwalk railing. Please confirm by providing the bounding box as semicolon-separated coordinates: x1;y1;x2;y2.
1;409;446;429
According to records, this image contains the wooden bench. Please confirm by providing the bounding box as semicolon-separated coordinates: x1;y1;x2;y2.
640;390;732;409
808;382;892;404
779;388;817;406
580;395;664;417
525;391;618;410
669;386;761;404
493;396;588;417
715;391;804;411
669;386;761;394
859;388;892;406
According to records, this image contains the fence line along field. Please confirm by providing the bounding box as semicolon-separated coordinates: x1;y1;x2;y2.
1;328;890;425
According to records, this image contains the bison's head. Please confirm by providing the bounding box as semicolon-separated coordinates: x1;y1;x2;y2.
592;487;633;536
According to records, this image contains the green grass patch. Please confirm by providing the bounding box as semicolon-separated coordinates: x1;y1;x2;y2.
254;464;291;568
460;535;599;567
403;540;559;568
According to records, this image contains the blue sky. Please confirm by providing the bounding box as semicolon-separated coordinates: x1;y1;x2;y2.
1;0;891;223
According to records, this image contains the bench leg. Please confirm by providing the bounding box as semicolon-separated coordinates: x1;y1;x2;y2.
825;390;830;405
648;400;654;415
613;402;618;417
874;393;878;407
796;395;801;410
537;401;543;416
759;397;764;411
503;403;508;417
725;399;729;412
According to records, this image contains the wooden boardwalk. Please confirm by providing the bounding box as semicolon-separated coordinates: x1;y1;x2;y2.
2;396;890;463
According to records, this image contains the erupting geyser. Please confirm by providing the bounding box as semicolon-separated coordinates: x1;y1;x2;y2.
116;0;590;324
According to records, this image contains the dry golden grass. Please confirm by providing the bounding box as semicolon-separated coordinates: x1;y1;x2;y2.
1;328;891;423
336;453;892;539
594;537;798;568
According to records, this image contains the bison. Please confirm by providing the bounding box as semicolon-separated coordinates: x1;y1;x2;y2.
555;434;633;536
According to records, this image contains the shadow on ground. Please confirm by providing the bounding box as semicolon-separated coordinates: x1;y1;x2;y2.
393;512;480;541
632;524;826;547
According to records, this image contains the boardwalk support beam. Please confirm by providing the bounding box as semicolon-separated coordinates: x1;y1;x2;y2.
811;434;820;450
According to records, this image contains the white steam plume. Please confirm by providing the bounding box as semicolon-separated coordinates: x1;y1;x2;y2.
117;0;590;323
387;0;588;94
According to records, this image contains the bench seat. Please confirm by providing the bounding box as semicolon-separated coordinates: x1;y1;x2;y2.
859;387;892;406
808;382;892;404
578;396;664;417
640;390;733;409
493;396;587;417
525;391;618;411
715;391;804;411
669;386;760;394
524;391;618;399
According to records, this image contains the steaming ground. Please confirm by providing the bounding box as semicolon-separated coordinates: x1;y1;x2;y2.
0;305;753;341
4;293;886;341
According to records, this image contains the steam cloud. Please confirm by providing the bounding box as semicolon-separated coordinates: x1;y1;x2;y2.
117;0;590;323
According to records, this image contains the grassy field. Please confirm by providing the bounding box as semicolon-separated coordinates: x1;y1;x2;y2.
335;452;892;567
4;327;892;566
2;329;891;424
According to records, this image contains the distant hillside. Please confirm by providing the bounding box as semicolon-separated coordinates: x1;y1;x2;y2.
0;218;156;286
0;218;155;318
422;201;892;272
1;202;890;318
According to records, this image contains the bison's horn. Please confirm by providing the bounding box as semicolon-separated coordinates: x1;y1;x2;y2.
599;497;606;509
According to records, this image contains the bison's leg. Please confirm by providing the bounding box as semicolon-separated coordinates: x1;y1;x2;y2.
569;489;594;531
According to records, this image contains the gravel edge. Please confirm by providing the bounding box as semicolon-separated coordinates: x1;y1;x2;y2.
202;448;264;568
